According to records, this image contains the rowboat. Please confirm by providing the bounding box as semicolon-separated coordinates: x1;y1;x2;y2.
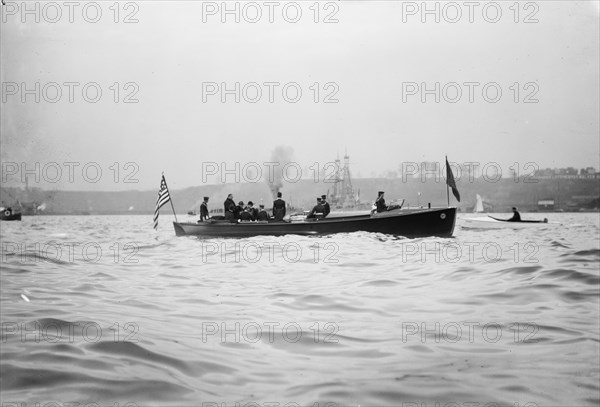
461;215;557;230
173;207;456;238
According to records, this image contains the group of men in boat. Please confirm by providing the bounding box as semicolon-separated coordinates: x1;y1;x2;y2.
197;191;394;223
199;195;270;222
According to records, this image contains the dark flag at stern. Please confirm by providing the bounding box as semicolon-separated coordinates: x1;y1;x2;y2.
445;157;460;204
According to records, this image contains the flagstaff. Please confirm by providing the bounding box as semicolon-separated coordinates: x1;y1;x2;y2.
162;172;178;223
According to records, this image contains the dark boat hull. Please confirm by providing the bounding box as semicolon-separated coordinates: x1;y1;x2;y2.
173;207;456;238
0;213;22;221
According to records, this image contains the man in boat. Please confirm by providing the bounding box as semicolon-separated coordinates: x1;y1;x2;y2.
199;197;210;222
234;201;245;220
321;195;330;218
375;191;388;213
272;192;286;221
257;204;269;221
224;194;236;221
247;201;258;221
306;197;325;220
239;207;254;221
507;207;521;222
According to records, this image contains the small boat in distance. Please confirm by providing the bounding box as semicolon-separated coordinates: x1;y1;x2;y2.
461;215;557;230
173;207;457;238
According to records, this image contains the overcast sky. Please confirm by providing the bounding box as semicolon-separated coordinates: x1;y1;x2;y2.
1;1;599;191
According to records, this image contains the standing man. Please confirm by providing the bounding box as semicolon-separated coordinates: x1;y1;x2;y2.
199;197;210;222
224;194;236;221
272;192;286;221
321;194;330;218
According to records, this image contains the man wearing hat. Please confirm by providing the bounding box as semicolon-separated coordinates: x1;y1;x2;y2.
507;207;521;222
321;194;330;218
224;194;236;221
272;192;286;221
199;196;210;222
306;197;325;220
375;191;388;213
235;201;245;220
247;201;258;221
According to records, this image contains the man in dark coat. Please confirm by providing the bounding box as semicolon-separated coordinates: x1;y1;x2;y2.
199;197;210;221
235;201;245;220
375;191;388;213
257;204;269;221
247;201;258;221
239;207;254;221
321;194;330;218
507;207;521;222
272;192;286;221
224;194;236;221
306;197;325;219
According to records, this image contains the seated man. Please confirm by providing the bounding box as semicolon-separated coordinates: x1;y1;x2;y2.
239;208;254;221
306;197;325;220
234;201;245;220
375;191;388;213
321;195;330;218
247;201;258;221
507;207;521;222
256;204;269;221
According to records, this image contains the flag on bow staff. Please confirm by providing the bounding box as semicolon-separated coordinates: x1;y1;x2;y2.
153;174;177;230
445;157;460;206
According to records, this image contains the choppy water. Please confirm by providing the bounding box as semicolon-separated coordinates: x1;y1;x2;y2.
1;212;599;406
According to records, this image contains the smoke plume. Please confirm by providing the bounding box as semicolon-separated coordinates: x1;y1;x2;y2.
267;146;294;198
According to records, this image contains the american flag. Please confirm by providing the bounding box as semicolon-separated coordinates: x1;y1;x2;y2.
153;175;171;229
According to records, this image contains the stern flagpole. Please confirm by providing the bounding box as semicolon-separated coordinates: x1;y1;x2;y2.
446;155;450;207
162;173;178;223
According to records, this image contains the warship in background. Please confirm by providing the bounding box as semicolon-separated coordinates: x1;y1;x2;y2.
329;152;371;211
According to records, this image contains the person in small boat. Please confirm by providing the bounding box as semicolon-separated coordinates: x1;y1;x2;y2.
247;201;258;221
257;204;269;221
224;194;236;221
507;207;521;222
239;207;254;221
375;191;388;213
272;192;286;221
321;195;330;218
235;201;245;220
199;197;210;222
306;197;325;220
